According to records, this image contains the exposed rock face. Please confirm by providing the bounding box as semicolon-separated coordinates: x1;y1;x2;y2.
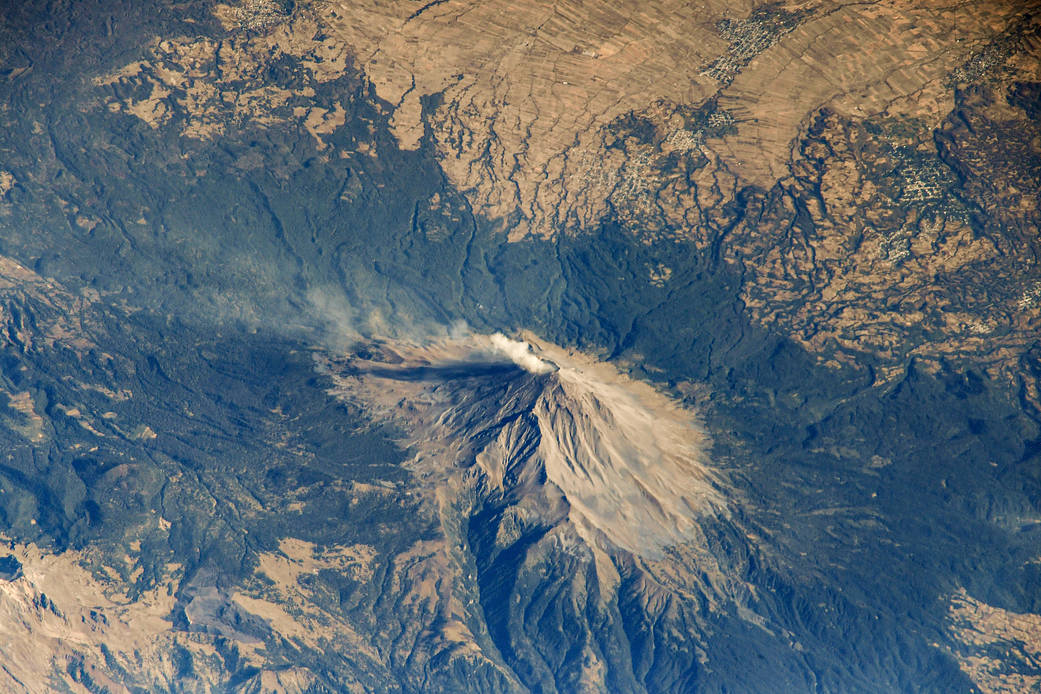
320;334;763;693
0;0;1040;691
325;333;726;558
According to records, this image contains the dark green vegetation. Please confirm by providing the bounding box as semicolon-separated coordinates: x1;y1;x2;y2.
0;1;1039;692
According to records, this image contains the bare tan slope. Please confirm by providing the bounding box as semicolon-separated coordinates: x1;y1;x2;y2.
100;0;1023;238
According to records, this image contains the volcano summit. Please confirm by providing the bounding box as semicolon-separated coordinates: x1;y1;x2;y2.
327;333;727;559
0;0;1039;690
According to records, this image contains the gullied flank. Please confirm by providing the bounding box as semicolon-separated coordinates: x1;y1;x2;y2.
327;332;725;558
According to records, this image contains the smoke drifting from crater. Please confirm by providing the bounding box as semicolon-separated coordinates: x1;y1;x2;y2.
326;331;725;558
488;333;557;374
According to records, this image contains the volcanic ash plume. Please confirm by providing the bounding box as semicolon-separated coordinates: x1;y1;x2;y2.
325;332;725;558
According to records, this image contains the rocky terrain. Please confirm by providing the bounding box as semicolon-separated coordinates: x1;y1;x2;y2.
0;0;1039;691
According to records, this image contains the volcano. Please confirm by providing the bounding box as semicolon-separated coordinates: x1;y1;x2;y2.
325;333;726;558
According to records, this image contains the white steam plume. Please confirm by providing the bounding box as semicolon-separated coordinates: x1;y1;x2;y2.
488;333;556;374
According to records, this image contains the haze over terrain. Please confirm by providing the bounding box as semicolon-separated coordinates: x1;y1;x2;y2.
0;0;1039;692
